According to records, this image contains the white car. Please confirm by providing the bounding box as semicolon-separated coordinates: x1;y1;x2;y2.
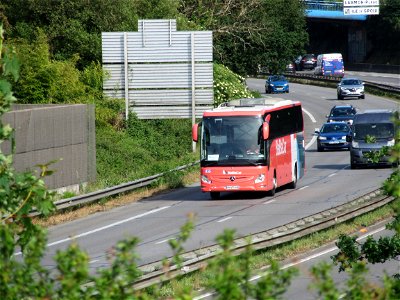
337;77;365;100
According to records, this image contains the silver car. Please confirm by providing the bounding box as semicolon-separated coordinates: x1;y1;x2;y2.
337;77;365;99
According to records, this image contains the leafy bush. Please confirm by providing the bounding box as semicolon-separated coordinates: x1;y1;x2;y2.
213;63;255;107
12;30;95;104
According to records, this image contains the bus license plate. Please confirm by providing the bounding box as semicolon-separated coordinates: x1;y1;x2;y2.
226;186;239;190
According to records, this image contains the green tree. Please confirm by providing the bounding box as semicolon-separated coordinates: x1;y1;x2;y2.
0;23;56;298
179;0;308;75
366;0;400;64
207;229;298;300
1;0;181;68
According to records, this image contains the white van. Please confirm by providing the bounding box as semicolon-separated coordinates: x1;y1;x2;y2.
314;53;344;77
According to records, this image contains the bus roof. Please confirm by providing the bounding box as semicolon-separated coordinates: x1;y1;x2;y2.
203;98;301;117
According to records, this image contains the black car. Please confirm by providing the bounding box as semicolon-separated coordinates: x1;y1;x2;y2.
299;54;317;70
326;105;357;125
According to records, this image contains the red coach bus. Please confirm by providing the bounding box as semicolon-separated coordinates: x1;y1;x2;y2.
192;98;305;199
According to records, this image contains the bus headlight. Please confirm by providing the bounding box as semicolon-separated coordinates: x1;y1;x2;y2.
201;175;211;184
255;173;265;184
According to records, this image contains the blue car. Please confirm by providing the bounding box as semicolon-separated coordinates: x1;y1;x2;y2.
265;75;289;94
315;122;352;152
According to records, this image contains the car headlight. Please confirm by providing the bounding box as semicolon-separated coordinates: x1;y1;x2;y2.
318;136;327;140
201;175;211;184
388;139;395;147
352;141;359;148
284;83;288;86
255;173;265;184
341;136;347;140
270;84;274;86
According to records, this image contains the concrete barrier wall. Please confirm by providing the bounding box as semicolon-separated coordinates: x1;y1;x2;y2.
1;104;96;191
346;63;400;74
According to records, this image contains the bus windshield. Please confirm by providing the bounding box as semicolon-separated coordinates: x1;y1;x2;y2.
201;116;265;166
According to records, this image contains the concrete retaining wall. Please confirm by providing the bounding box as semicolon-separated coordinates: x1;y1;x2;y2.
347;63;400;74
1;104;96;191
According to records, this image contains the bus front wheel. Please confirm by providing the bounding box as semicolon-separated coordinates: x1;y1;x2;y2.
267;174;277;196
288;166;297;189
210;192;220;200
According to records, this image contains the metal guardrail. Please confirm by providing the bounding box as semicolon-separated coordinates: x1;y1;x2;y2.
133;188;394;290
30;161;200;216
285;73;400;95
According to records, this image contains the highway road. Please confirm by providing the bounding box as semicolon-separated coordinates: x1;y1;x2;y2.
30;81;399;283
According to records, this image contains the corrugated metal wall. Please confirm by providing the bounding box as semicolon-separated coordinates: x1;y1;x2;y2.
0;104;96;190
102;19;214;119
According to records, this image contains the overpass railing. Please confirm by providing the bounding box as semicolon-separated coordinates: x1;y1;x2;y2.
304;0;342;11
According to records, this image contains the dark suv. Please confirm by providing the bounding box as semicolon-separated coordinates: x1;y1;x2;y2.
299;54;317;70
326;105;357;125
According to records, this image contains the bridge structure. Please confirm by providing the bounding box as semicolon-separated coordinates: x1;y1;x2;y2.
303;0;370;63
305;0;368;21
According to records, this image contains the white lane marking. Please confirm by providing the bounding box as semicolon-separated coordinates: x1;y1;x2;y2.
305;135;317;150
305;127;319;150
217;217;232;223
155;238;174;245
47;206;171;247
328;173;336;178
14;206;171;256
90;259;100;264
302;108;317;123
298;185;309;190
264;199;276;205
194;292;214;300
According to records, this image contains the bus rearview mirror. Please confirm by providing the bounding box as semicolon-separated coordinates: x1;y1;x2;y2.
262;122;270;140
192;123;199;142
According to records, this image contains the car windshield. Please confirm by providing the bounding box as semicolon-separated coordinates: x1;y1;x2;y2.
331;107;355;117
321;123;350;133
342;79;362;85
354;123;394;139
271;75;285;81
